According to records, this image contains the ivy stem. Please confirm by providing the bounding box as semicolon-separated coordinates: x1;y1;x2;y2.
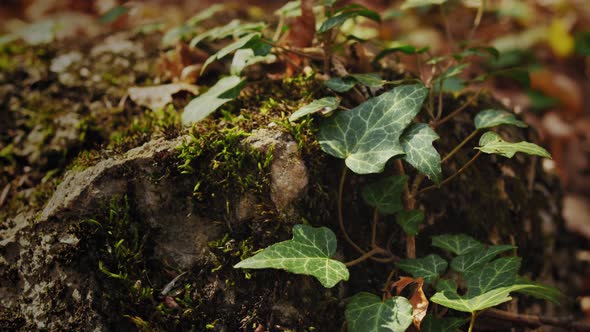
433;89;482;128
468;312;478;332
344;247;387;267
419;151;482;195
338;167;365;255
371;208;379;249
395;160;416;259
441;129;479;164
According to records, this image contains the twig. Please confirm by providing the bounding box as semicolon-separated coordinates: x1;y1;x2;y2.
441;129;479;164
337;167;365;255
418;151;482;195
433;89;482;128
344;247;387;267
482;308;590;331
371;209;379;249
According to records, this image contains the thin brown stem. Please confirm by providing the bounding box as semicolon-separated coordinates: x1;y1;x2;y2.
434;89;482;128
395;160;416;258
418;151;482;195
371;209;379;249
338;167;365;255
441;129;479;164
344;247;387;267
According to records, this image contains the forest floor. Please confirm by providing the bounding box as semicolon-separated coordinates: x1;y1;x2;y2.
1;1;590;331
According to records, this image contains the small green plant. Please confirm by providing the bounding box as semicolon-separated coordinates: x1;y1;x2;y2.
171;0;561;331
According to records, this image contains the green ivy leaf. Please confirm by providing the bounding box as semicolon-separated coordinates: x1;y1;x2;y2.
435;279;457;293
451;245;516;274
201;32;261;74
513;278;563;304
464;257;521;297
230;48;276;75
397;254;448;284
289;97;341;122
182;76;244;126
350;73;384;88
476;132;551;158
345;292;413;332
400;123;442;184
318;84;428;174
234;225;349;288
474;109;527;129
432;234;484;256
189;20;265;48
318;5;381;33
421;315;466;332
374;45;428;63
396;209;425;236
401;0;448;10
325;77;357;92
362;176;407;215
430;283;556;313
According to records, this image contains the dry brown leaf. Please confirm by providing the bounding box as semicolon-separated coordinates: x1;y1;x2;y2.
128;83;199;111
530;69;583;119
390;276;429;330
281;0;315;76
156;43;209;83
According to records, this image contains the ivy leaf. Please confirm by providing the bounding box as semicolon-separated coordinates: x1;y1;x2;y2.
513;278;563;304
435;279;457;293
318;5;381;33
201;32;261;74
421;315;466;332
230;48;276;75
464;257;521;297
345;292;413;332
474;109;527;129
476;132;551;159
430;283;556;313
362;175;408;215
289;97;341;122
189;20;265;47
350;73;384;88
396;209;425;236
451;245;516;274
400;123;442;184
182;76;244;126
325;77;357;92
432;234;484;256
234;224;349;288
318;84;429;174
374;45;429;63
401;0;448;10
397;254;448;284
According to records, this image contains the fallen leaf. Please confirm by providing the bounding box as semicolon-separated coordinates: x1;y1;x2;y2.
530;69;583;118
390;276;429;329
128;84;199;111
281;0;315;76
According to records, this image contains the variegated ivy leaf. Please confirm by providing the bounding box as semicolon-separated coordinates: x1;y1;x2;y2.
431;234;484;256
234;224;349;288
318;4;381;33
450;244;516;274
182;75;244;126
350;73;384;88
346;292;413;332
396;209;424;236
201;32;261;74
430;283;559;314
474;109;527;129
318;84;429;174
362;175;408;215
230;48;276;75
396;254;448;284
401;0;448;10
189;20;265;47
325;77;356;92
476;131;551;158
464;257;520;297
400;123;442;184
289;97;341;122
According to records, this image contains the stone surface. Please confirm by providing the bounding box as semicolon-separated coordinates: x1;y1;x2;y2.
243;128;309;212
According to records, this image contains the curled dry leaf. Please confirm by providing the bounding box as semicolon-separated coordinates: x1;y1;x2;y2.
128;83;199;111
156;43;209;83
281;0;315;76
390;276;429;329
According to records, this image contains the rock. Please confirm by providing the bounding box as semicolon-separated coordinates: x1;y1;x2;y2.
243;128;309;212
1;137;223;330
